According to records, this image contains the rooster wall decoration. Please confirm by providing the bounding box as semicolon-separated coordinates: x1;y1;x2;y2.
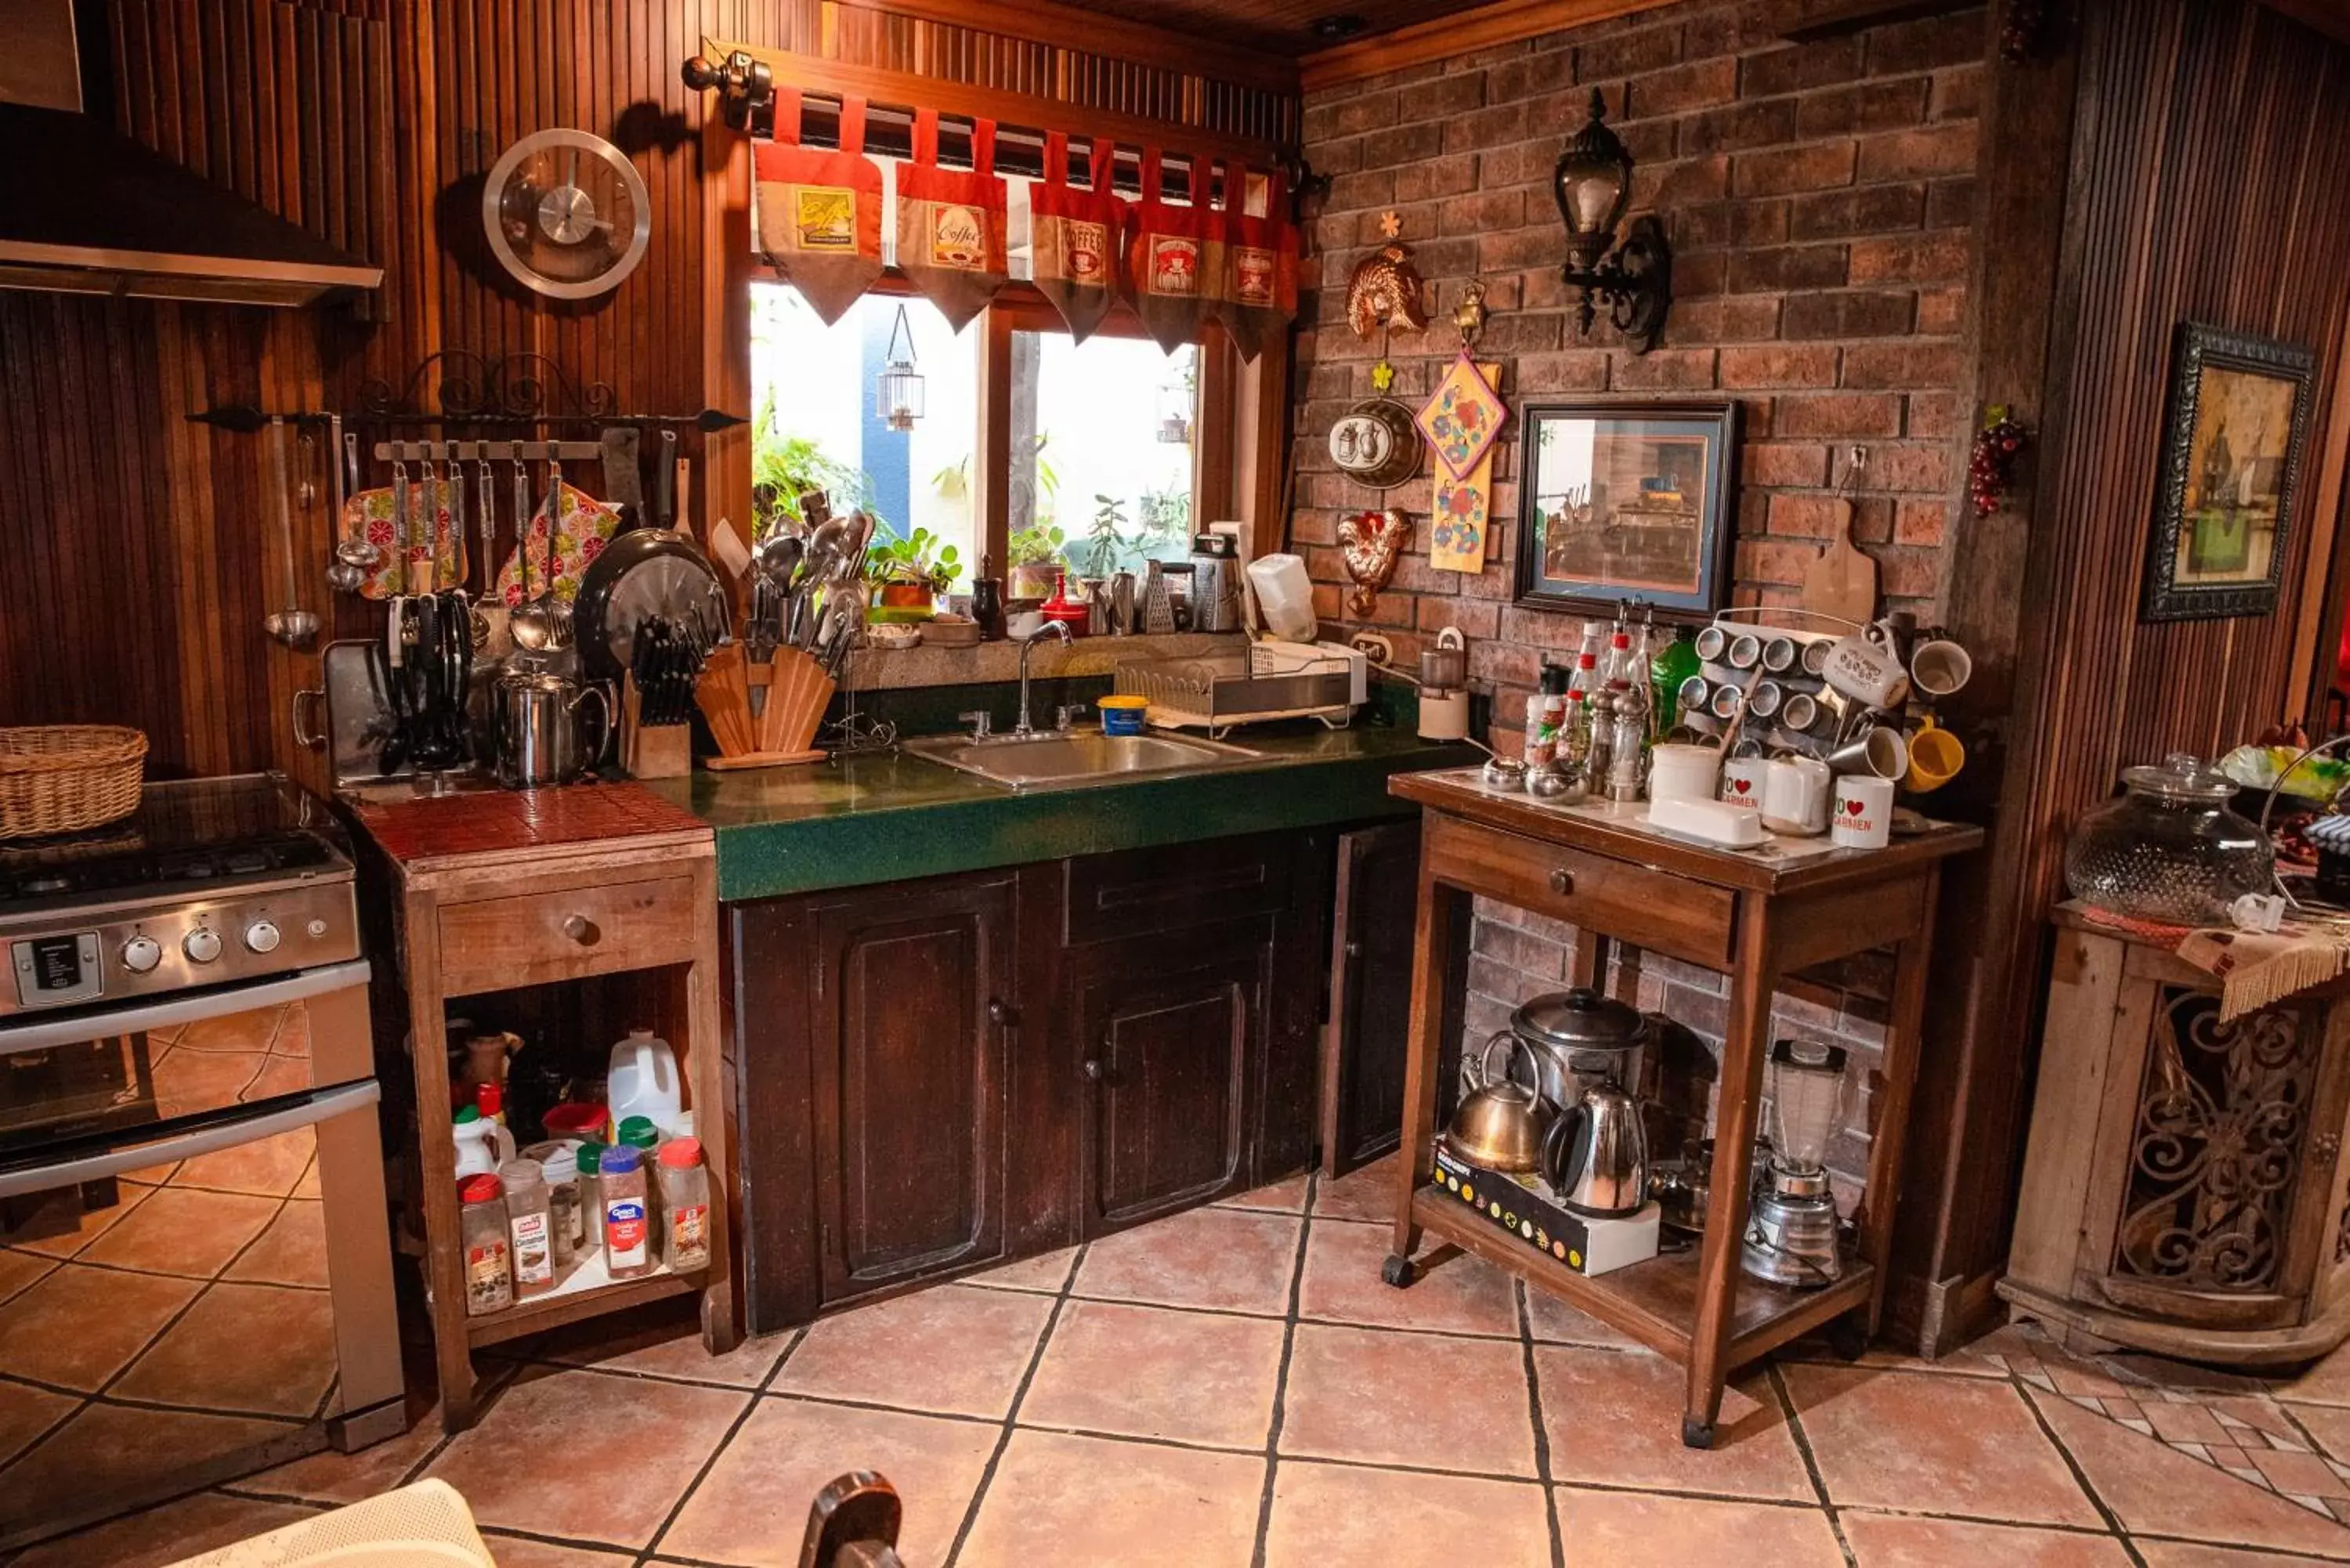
1338;508;1412;618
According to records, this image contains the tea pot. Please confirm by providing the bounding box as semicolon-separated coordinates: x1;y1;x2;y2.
494;670;609;789
1445;1033;1555;1174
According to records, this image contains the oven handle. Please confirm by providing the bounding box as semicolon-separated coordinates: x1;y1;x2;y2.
0;1078;380;1198
0;959;372;1056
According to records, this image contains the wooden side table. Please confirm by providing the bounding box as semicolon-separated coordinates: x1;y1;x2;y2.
2003;905;2350;1365
1386;769;1981;1447
350;783;737;1430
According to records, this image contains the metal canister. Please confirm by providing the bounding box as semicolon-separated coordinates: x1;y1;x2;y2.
1187;533;1238;633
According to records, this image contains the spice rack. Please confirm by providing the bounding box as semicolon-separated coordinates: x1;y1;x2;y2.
347;783;736;1430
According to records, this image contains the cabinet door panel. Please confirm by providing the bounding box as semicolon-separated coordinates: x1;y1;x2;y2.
811;876;1014;1302
1078;941;1264;1230
1321;822;1421;1175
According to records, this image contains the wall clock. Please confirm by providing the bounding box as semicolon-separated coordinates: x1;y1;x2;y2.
482;129;651;299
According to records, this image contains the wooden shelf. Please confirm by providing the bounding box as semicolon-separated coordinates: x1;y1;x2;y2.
465;1251;707;1348
1411;1185;1875;1367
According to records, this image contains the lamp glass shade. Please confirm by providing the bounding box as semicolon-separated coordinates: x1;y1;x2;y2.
877;357;924;432
1558;164;1628;237
1553;89;1633;259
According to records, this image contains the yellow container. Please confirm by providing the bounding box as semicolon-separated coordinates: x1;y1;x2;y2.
1099;695;1149;735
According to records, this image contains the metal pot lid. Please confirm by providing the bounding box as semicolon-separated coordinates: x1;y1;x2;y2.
1510;987;1646;1053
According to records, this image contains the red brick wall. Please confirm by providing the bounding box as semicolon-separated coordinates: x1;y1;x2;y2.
1294;0;1983;738
1292;0;1986;1186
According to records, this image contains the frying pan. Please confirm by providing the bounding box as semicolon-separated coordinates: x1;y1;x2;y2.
571;526;728;682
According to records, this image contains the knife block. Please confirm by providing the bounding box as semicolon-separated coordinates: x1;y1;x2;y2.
698;645;832;771
620;674;692;780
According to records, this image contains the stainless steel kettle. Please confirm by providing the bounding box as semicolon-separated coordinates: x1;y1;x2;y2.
1541;1078;1650;1218
493;670;609;789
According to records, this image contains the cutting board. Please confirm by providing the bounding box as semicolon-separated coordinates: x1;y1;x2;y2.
1800;497;1878;625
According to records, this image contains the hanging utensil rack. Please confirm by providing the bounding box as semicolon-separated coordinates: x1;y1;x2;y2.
372;439;604;464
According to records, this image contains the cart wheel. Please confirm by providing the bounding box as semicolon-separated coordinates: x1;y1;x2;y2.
1381;1254;1416;1288
1828;1316;1869;1363
1680;1416;1716;1451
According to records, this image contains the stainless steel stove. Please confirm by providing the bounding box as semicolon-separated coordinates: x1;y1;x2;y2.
0;774;402;1549
0;774;358;1016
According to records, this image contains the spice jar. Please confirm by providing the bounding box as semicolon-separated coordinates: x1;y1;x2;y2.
498;1158;556;1299
2063;752;2274;924
599;1143;655;1281
574;1141;606;1260
660;1136;712;1273
522;1140;581;1267
458;1173;513;1317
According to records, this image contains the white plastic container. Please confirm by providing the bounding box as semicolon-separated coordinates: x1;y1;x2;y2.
607;1028;684;1139
452;1107;515;1183
1245;554;1318;643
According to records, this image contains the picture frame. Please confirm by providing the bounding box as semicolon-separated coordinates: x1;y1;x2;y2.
2141;322;2316;623
1514;400;1741;616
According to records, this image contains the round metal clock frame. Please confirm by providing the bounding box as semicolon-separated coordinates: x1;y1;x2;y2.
481;128;652;301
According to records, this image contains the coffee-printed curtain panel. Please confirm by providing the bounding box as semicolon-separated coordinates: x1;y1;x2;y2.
895;109;1009;334
753;89;884;325
1123;148;1211;356
1208;161;1299;363
1030;132;1127;344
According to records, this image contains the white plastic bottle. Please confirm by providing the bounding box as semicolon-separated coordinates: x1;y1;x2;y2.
606;1028;683;1139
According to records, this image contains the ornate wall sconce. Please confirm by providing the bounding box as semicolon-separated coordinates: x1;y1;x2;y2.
1553;89;1673;354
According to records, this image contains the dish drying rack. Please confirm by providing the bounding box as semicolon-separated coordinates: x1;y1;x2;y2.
1115;645;1356;739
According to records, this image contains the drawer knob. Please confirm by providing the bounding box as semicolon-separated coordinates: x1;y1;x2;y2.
1083;1058;1104;1082
1548;869;1574;895
563;915;602;946
987;998;1018;1027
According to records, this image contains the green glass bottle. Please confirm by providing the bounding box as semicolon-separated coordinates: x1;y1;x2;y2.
1650;624;1701;735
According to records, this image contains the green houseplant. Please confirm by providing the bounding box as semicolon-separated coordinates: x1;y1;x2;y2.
1007;522;1067;601
865;526;960;609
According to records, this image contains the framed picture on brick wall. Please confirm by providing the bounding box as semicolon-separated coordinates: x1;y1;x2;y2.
2140;322;2316;623
1514;400;1741;616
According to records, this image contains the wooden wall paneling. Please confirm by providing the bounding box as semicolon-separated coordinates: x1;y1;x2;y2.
2293;324;2350;723
1904;0;2350;1348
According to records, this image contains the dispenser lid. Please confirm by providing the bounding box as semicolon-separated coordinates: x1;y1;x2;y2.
1510;988;1646;1053
1770;1038;1848;1075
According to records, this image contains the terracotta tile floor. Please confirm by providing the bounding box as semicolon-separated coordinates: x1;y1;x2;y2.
30;1156;2350;1566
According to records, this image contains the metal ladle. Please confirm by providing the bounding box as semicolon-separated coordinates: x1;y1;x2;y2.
320;428;366;594
331;428;381;576
262;417;321;648
508;446;555;652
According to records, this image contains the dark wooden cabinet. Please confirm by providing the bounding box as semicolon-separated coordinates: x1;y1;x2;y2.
728;827;1345;1335
804;874;1017;1302
1070;934;1265;1230
1320;822;1423;1175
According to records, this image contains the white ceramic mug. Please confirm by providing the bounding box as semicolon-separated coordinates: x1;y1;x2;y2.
1910;637;1973;699
1762;755;1833;836
1831;774;1896;850
1823;621;1911;710
1649;742;1723;806
1720;755;1768;812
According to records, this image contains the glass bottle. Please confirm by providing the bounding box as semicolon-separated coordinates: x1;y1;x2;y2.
1650;625;1701;734
459;1173;513;1317
498;1158;556;1299
660;1137;713;1273
1524;663;1569;769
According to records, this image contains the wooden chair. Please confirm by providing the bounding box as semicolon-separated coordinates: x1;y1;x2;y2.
800;1472;904;1568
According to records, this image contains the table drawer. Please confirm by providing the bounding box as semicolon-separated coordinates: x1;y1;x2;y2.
436;874;701;995
1428;815;1735;970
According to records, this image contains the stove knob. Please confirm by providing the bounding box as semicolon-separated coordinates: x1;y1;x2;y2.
243;919;282;955
121;934;163;974
183;927;224;965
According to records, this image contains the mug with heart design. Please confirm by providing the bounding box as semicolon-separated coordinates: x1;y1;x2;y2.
1823;620;1911;710
1831;774;1896;850
1721;755;1768;812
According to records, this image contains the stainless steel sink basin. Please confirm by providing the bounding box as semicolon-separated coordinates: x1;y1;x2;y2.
903;729;1263;790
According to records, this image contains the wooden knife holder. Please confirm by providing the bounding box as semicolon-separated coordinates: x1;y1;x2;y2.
697;643;831;770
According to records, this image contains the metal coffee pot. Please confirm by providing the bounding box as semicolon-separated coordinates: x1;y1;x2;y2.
493;669;610;789
1541;1075;1651;1218
1463;987;1649;1112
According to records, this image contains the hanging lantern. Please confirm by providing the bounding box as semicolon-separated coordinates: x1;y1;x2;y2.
1156;373;1193;445
876;302;924;432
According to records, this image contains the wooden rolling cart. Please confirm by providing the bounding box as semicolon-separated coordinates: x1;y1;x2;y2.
349;784;737;1431
1384;770;1979;1447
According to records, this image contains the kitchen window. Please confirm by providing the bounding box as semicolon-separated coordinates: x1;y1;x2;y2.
1009;331;1200;581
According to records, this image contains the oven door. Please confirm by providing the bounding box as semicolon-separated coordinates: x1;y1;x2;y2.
0;961;404;1550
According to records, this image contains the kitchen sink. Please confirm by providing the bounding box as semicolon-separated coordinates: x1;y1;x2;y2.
903;729;1264;790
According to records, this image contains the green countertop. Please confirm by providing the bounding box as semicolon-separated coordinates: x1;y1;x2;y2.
644;717;1471;903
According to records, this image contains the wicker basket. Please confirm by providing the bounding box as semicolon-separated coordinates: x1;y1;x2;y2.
0;725;148;840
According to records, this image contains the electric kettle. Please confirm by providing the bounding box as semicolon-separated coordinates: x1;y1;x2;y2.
1541;1077;1650;1218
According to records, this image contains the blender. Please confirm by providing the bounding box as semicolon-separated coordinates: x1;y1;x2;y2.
1742;1039;1852;1287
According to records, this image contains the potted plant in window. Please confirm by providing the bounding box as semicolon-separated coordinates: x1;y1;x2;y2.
1007;522;1067;602
864;527;960;617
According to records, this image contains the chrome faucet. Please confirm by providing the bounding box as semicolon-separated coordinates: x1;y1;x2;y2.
1013;620;1073;736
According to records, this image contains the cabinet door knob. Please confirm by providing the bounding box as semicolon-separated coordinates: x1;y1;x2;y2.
1548;868;1574;895
562;915;601;945
1343;939;1365;959
1083;1058;1104;1082
987;998;1015;1026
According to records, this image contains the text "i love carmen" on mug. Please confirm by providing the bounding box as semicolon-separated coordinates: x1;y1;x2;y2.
1831;775;1895;850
